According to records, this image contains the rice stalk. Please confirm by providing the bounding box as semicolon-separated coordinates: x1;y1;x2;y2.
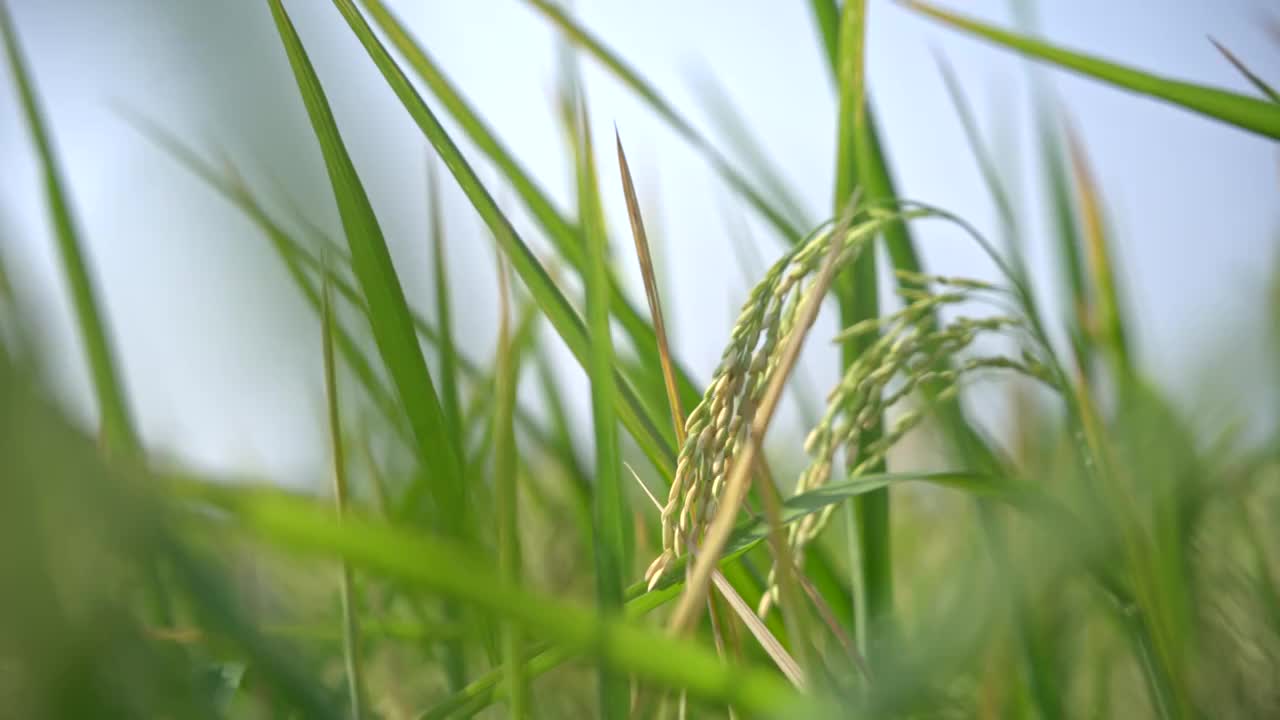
321;262;366;720
492;255;528;719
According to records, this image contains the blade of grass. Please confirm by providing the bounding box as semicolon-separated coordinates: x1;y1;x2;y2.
1210;37;1280;104
616;131;685;448
321;265;366;720
3;10;180;632
1036;98;1092;374
1063;122;1133;377
809;0;841;83
169;461;1089;606
1002;1;1088;372
1003;0;1094;376
265;0;471;688
183;483;822;718
428;158;464;452
578;103;631;720
906;0;1280;139
521;0;805;245
0;2;138;457
835;0;893;658
492;256;528;719
327;0;677;480
269;0;465;518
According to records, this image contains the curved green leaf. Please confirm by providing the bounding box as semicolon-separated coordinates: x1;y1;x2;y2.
577;104;630;719
268;0;467;529
179;482;820;718
0;2;138;456
908;1;1280;139
266;0;472;686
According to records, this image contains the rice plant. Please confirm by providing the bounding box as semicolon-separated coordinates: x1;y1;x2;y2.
1;0;1277;718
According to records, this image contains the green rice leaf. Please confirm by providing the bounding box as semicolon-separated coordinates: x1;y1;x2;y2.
834;0;893;652
1064;124;1133;377
428;160;465;457
730;472;1045;555
0;3;139;457
492;260;528;718
908;1;1280;139
1029;93;1092;374
320;268;366;720
267;0;467;533
266;0;472;687
808;0;841;82
179;482;820;718
577;104;631;718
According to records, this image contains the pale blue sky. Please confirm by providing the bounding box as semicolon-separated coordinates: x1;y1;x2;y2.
1;1;1276;483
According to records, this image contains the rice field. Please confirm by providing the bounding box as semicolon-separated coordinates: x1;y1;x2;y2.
1;1;1278;718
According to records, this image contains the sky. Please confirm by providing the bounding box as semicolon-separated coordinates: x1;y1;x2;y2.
1;0;1277;485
